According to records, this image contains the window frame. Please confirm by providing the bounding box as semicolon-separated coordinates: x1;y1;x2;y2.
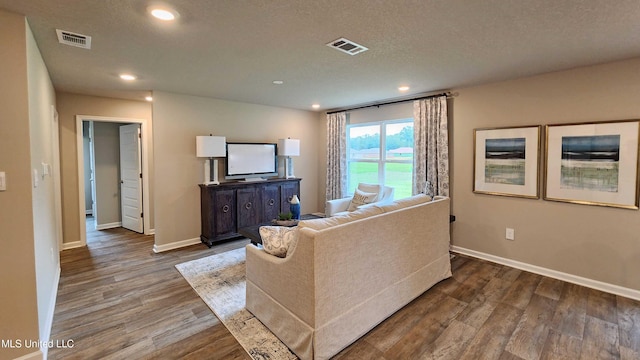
346;118;414;196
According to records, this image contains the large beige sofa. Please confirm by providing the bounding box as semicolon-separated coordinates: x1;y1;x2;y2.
245;195;452;360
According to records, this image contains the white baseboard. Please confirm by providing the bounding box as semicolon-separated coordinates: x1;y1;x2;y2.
40;265;60;359
13;350;43;360
451;245;640;301
95;222;122;230
61;241;83;250
153;237;201;253
146;228;155;235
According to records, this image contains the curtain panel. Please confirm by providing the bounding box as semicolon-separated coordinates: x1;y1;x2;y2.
325;112;347;201
413;96;449;197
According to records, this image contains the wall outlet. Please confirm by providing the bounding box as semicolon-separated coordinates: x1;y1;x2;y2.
506;228;515;241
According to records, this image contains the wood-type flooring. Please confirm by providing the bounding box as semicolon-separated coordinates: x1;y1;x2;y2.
48;218;640;359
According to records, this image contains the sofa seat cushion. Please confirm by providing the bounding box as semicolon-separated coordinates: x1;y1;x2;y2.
259;226;299;257
379;194;432;212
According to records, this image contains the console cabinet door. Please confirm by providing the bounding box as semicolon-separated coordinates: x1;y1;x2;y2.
280;181;300;214
262;184;280;221
237;188;260;228
213;189;236;237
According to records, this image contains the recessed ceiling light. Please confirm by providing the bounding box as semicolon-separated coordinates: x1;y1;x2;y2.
119;74;137;81
150;8;177;21
312;104;320;109
398;86;410;92
145;96;153;102
272;80;284;85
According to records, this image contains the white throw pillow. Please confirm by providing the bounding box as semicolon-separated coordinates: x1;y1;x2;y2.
347;188;378;211
259;226;298;258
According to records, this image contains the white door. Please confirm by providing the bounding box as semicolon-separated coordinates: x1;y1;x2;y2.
88;122;97;220
120;124;143;233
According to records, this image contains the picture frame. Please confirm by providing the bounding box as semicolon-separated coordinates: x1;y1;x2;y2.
544;120;640;209
473;125;541;198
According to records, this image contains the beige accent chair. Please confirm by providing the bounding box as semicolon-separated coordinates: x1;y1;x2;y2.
325;183;394;217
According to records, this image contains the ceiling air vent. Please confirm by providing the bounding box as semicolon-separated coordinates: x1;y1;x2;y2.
326;37;368;56
56;29;91;49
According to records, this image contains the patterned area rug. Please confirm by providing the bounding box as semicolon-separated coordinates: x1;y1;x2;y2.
175;248;298;360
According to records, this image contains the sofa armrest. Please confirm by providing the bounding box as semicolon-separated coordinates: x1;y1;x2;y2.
245;241;315;324
325;197;351;217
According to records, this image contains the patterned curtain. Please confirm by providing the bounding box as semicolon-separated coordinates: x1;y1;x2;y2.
413;96;449;197
326;112;347;200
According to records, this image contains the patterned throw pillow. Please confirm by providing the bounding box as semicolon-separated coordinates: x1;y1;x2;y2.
347;188;378;211
356;183;382;201
259;226;298;258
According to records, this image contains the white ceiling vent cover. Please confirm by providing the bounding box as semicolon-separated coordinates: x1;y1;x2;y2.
326;37;368;56
56;29;91;49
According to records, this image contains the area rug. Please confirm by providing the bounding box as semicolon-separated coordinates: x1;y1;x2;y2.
175;248;298;360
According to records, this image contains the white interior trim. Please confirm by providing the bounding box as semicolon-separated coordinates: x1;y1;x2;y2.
51;105;63;253
75;115;151;248
40;265;60;360
95;222;122;231
153;237;201;253
451;245;640;301
12;350;43;360
62;241;83;251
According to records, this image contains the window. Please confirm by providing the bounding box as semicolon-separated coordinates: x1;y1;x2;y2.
347;119;414;199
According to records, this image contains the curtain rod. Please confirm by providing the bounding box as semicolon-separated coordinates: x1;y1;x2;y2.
326;91;455;115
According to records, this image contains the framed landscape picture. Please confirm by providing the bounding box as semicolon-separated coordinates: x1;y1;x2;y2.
544;120;640;209
473;125;541;198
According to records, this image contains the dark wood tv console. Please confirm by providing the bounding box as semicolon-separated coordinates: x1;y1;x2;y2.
199;178;301;247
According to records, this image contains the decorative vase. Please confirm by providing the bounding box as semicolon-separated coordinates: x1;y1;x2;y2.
289;195;300;220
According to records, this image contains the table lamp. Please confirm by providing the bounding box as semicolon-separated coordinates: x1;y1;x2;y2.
196;135;226;185
278;138;300;179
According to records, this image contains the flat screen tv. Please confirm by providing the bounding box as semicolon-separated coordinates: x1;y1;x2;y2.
225;142;278;181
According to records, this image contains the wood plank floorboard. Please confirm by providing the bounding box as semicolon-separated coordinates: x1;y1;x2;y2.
49;220;640;359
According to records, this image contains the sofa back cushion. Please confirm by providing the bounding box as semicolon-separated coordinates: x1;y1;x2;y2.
299;205;383;231
378;193;432;212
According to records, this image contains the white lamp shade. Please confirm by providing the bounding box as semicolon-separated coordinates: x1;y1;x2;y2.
278;138;300;157
196;136;226;158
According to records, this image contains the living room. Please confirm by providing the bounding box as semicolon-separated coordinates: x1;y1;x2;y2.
2;1;640;359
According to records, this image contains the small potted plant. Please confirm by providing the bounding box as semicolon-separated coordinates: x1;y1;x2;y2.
273;212;297;226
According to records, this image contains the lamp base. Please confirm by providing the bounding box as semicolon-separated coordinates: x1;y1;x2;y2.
203;158;222;186
283;156;296;179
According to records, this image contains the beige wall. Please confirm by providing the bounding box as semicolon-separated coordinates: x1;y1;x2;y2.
57;93;153;244
0;10;41;359
27;19;61;345
450;58;640;291
152;91;321;247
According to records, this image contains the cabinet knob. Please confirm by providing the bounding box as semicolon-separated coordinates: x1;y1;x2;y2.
245;202;252;210
268;199;275;206
222;204;230;213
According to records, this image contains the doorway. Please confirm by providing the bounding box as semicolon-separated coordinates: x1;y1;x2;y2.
75;115;151;247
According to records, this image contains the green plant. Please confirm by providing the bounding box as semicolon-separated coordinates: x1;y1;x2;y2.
278;212;293;220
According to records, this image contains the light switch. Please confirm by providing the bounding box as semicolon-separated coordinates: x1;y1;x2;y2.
506;228;515;241
0;172;6;191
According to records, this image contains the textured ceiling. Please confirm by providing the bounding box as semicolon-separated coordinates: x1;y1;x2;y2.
2;0;640;111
